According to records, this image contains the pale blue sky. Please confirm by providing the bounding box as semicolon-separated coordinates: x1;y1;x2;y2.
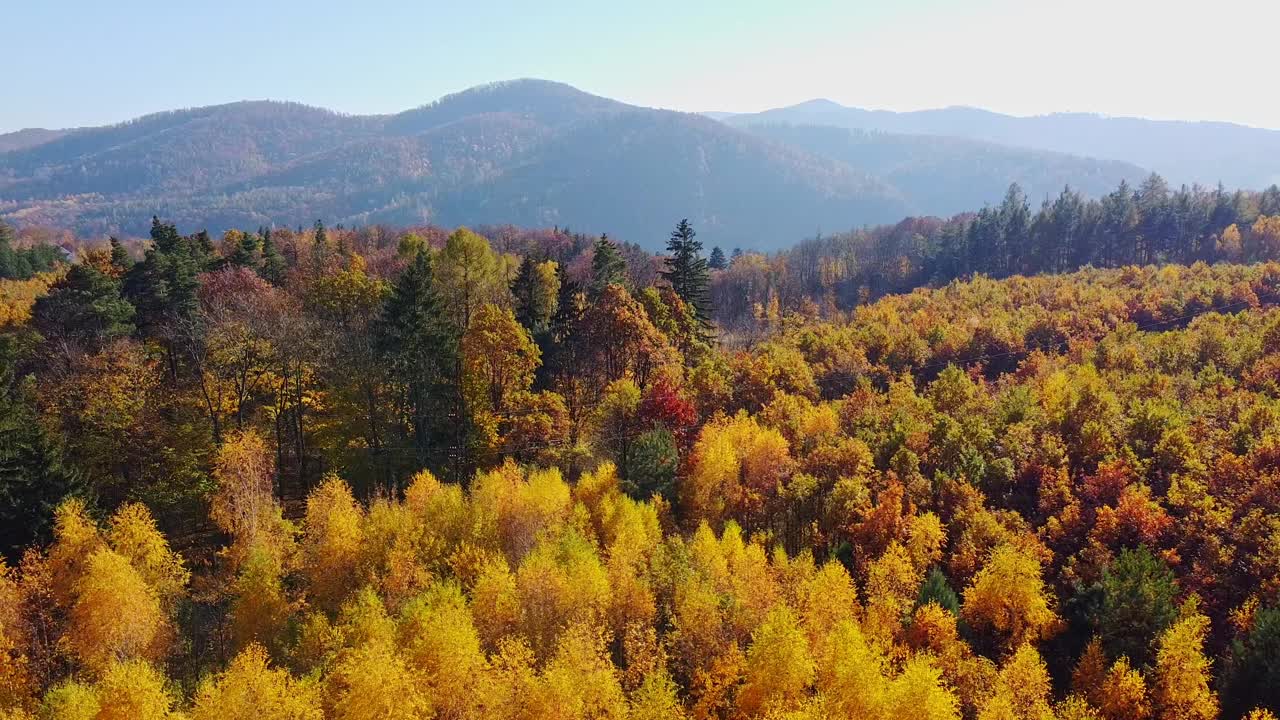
5;0;1278;133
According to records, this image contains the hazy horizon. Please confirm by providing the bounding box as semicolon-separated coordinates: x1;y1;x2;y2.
6;0;1280;134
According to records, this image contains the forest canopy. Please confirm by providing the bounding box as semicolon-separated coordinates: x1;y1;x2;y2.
0;200;1279;719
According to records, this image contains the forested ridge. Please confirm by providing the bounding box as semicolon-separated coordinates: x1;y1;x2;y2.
0;79;1153;248
1;201;1279;720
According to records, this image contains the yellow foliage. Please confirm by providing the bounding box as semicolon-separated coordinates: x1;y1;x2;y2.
1098;656;1150;720
961;544;1059;650
191;643;322;720
1072;637;1108;707
885;654;960;720
46;500;105;608
63;550;167;674
1152;606;1217;720
470;556;521;651
516;526;609;659
39;681;99;720
399;582;487;720
535;623;628;720
817;620;886;720
93;660;175;720
737;606;815;717
864;542;920;646
301;476;365;610
104;504;188;606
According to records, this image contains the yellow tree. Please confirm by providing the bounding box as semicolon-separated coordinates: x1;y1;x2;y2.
399;582;488;720
210;429;279;551
39;681;100;720
300;476;364;611
980;643;1054;720
191;644;321;720
961;544;1060;651
1152;604;1217;720
817;620;886;720
63;550;167;674
104;504;188;609
1098;657;1150;720
535;623;628;720
737;605;815;717
0;563;33;714
92;660;175;720
885;654;960;720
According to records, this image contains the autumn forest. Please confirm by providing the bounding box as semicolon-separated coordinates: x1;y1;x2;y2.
1;174;1280;720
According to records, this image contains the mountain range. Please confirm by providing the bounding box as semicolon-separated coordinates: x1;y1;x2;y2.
718;99;1280;191
2;79;1276;250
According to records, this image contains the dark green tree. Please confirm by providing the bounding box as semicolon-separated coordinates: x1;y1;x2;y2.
511;254;558;334
916;567;960;615
708;246;727;271
376;250;457;472
123;217;203;347
623;426;679;502
109;236;132;273
0;339;81;559
259;227;287;285
1221;605;1280;718
32;263;135;352
1093;546;1179;665
589;233;627;298
228;230;261;268
660;219;712;328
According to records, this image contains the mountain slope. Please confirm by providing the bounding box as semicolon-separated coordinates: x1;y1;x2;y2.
743;123;1145;215
0;79;1178;248
721;101;1280;189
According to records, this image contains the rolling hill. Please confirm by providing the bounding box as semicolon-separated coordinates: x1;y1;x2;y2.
0;79;1156;249
720;99;1280;190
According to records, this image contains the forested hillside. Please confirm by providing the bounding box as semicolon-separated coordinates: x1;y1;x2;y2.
1;79;1149;249
0;208;1279;719
720;100;1280;190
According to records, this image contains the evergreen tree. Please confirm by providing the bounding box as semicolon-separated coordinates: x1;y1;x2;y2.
1093;546;1179;666
124;217;202;346
228;231;261;268
109;237;132;274
589;234;627;298
0;337;81;559
259;228;287;285
511;254;559;335
708;246;727;270
916;567;960;615
1222;605;1280;718
376;250;456;471
33;263;135;352
660;219;712;328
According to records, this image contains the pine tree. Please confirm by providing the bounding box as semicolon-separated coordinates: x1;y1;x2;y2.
916;567;960;615
376;250;457;472
708;246;727;270
258;228;287;286
590;234;627;298
660;219;712;329
511;254;559;334
109;237;132;274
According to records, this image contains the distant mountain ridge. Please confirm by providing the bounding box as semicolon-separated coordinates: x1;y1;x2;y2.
718;100;1280;190
0;79;1168;249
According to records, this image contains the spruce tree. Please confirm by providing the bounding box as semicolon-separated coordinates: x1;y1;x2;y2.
660;219;712;328
109;236;132;273
589;233;626;298
511;254;557;334
708;246;727;270
376;250;456;470
259;228;287;285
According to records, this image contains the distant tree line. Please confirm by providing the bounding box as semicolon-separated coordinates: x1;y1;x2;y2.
712;176;1280;328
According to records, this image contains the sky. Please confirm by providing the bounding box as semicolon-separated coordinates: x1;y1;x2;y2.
5;0;1280;133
